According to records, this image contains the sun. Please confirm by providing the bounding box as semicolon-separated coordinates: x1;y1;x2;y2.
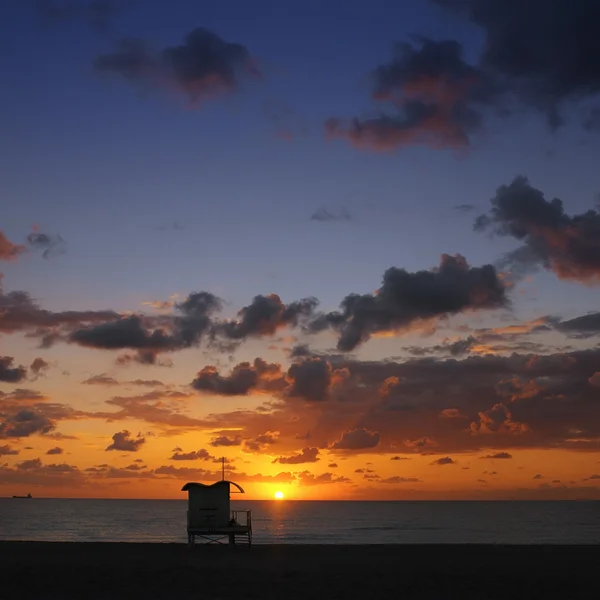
274;491;285;500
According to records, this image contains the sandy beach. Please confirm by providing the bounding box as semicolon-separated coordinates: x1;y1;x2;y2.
1;542;598;599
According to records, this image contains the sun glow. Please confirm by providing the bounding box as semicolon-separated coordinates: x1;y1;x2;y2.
274;491;285;500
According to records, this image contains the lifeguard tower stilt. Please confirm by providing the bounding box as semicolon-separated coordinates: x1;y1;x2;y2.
182;458;252;546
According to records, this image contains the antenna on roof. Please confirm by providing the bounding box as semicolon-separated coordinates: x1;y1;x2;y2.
221;456;225;481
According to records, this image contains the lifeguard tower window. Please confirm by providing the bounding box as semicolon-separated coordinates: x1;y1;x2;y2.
182;480;252;546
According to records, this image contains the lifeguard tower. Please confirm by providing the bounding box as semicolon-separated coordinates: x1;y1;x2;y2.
181;460;252;546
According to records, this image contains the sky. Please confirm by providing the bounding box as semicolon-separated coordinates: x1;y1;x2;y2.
1;0;600;500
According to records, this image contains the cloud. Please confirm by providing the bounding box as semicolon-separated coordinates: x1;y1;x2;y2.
0;357;28;383
30;358;50;377
470;402;529;436
115;352;173;367
0;444;19;456
326;38;497;151
310;254;507;351
431;456;456;465
191;358;278;396
310;208;352;222
555;313;600;338
480;452;513;459
170;448;214;461
105;430;145;452
81;373;119;385
97;391;203;431
287;358;342;401
296;471;352;486
0;283;119;337
191;356;346;402
0;231;26;261
70;292;220;359
331;428;381;450
0;410;55;438
27;229;67;259
273;447;320;464
209;435;242;447
475;176;600;283
390;456;410;461
379;476;421;483
243;431;279;453
433;0;600;129
94;27;260;105
46;446;63;455
218;294;318;341
71;316;177;351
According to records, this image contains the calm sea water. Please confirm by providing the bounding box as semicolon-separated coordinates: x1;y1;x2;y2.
1;499;599;544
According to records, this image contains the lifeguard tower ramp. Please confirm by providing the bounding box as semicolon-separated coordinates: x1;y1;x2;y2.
182;480;252;546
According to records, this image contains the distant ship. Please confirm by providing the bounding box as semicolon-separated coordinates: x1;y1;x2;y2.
12;493;32;499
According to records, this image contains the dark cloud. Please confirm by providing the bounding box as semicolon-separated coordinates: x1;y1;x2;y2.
0;357;28;383
70;291;220;358
0;444;19;456
379;476;421;484
273;447;320;464
70;316;176;351
310;208;352;222
27;230;66;259
390;456;410;460
287;358;339;402
326;38;497;151
105;430;145;452
192;358;283;396
81;373;119;385
433;0;600;129
310;254;507;351
0;410;55;438
475;176;600;283
94;27;260;105
30;358;50;377
46;446;63;455
169;448;214;461
218;294;318;340
0;231;26;261
431;456;456;465
209;435;242;447
191;356;346;403
331;428;381;450
555;313;600;338
480;452;513;459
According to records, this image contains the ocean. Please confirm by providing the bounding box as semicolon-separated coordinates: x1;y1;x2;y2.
1;499;599;544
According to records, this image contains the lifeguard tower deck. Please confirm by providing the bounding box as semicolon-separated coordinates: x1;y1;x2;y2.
182;480;252;546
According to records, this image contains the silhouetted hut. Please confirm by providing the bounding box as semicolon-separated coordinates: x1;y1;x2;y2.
182;479;252;546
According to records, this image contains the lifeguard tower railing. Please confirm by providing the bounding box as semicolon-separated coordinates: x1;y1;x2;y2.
186;507;252;546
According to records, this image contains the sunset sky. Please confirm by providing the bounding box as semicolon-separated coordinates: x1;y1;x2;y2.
2;0;600;500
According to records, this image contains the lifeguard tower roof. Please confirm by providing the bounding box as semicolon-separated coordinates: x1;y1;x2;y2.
181;480;244;493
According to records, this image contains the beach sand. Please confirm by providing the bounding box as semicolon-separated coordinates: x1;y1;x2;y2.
1;542;598;599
